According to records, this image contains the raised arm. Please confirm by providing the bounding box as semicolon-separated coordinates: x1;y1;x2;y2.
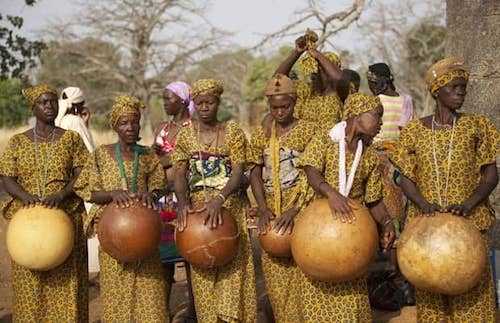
274;36;307;76
308;48;343;87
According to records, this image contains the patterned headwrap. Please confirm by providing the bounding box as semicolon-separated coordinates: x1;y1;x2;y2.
426;57;469;95
298;52;341;76
108;95;145;128
264;74;296;97
22;84;57;107
343;93;382;120
191;79;224;98
165;81;195;115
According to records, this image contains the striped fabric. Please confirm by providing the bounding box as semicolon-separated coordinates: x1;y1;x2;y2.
374;94;413;142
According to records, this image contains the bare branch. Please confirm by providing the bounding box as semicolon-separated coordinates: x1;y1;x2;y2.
252;0;366;50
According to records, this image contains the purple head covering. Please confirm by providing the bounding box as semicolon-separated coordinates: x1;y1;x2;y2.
165;81;195;115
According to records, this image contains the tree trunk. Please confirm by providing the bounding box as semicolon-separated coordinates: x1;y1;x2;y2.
446;0;500;248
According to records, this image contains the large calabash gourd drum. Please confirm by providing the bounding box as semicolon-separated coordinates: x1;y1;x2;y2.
175;205;239;269
7;206;74;271
259;221;292;258
98;203;161;263
291;199;378;282
397;213;486;295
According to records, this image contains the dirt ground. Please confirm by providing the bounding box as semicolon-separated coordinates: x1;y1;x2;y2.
0;216;498;322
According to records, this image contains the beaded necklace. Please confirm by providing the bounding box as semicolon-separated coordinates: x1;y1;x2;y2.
431;115;456;206
33;127;56;198
114;143;140;193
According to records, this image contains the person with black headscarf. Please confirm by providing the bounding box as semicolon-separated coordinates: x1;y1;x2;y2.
367;63;414;142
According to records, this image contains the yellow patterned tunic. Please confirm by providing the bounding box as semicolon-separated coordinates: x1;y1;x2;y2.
75;145;169;323
0;130;89;323
390;114;498;322
172;120;257;323
296;133;382;323
294;80;343;134
247;120;317;322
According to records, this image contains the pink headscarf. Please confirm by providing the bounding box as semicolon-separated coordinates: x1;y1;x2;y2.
165;81;195;115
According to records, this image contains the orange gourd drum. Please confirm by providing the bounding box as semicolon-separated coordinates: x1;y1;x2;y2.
175;205;239;269
259;221;292;258
291;199;378;282
397;213;486;295
98;203;161;263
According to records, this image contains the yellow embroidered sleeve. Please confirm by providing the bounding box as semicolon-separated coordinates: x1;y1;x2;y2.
475;115;499;169
171;127;191;164
390;121;418;183
69;131;90;169
297;134;327;172
248;126;266;166
146;152;166;191
0;135;19;177
364;151;383;204
227;121;247;165
74;148;104;202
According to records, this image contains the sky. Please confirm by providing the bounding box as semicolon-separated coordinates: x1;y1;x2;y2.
2;0;365;52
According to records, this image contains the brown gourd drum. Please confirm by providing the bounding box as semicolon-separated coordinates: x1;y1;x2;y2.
291;199;378;282
98;203;161;263
259;220;292;258
7;206;75;271
175;205;239;269
397;213;486;295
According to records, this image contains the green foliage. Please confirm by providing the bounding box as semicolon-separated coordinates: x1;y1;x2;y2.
0;0;46;79
0;78;30;127
244;46;292;106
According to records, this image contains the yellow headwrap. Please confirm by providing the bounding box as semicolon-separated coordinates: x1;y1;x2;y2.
22;84;57;107
264;74;296;97
108;95;145;128
426;57;469;95
191;79;224;98
298;52;341;76
343;93;381;120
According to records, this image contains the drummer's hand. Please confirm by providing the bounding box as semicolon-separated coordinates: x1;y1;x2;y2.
418;200;441;216
176;202;191;232
42;189;67;208
381;222;396;251
257;207;275;235
135;192;157;210
110;190;134;208
273;208;298;235
443;203;472;217
20;192;41;208
152;143;165;155
327;191;355;223
294;35;307;54
205;196;224;229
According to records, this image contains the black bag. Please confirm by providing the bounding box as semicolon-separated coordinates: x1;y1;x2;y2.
368;270;406;311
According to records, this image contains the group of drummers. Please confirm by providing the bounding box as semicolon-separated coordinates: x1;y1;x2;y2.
0;31;498;323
